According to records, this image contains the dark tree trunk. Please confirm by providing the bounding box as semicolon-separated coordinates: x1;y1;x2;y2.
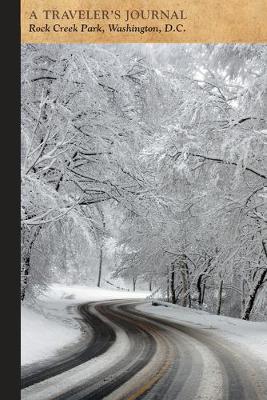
201;283;206;304
21;256;30;302
166;266;170;302
181;272;187;306
133;277;136;292
97;244;103;288
242;269;267;320
241;279;246;315
170;262;176;304
95;205;105;288
197;273;207;307
180;255;189;307
188;292;192;308
149;280;152;291
197;259;212;307
216;279;223;315
21;226;42;301
181;272;187;307
185;259;191;307
197;274;203;306
242;240;267;320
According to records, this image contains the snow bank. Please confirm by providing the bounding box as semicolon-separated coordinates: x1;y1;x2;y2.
21;284;149;366
21;306;80;365
137;302;267;364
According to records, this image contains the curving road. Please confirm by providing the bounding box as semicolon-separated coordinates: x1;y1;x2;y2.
21;300;267;400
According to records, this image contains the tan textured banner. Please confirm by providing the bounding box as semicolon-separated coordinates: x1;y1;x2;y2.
21;0;267;43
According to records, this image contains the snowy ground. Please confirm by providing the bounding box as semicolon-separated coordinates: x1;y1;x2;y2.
21;284;149;366
136;301;267;364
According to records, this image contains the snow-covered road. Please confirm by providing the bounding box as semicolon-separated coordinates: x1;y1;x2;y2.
21;299;267;400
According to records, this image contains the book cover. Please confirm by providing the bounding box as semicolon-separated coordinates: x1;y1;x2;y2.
21;1;267;399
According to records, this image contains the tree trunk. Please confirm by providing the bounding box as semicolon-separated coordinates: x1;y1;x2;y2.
241;278;246;315
96;244;103;287
149;280;152;291
242;268;267;320
166;266;170;302
216;279;223;315
181;271;187;307
180;256;188;307
21;226;42;301
188;293;192;308
21;256;30;302
201;283;206;305
170;262;176;304
95;204;105;289
133;277;136;292
184;259;191;307
242;240;267;320
197;274;203;306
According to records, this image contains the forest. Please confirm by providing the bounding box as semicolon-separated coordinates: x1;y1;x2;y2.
21;43;267;321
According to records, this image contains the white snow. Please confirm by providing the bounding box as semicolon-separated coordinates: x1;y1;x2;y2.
136;301;267;364
47;283;150;303
21;306;79;365
21;284;149;366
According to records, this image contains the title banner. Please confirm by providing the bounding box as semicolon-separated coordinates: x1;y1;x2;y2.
21;0;267;43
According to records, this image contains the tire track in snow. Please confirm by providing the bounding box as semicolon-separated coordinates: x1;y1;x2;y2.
131;305;267;400
21;302;115;388
21;301;131;400
118;306;223;400
21;300;267;400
